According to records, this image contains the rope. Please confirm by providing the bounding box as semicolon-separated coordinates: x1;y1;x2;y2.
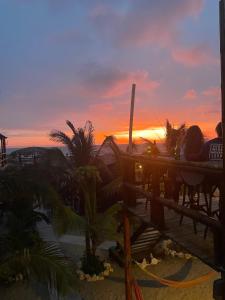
135;261;216;288
132;278;144;300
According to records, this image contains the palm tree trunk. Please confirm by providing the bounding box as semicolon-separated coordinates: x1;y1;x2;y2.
85;230;91;256
91;237;97;256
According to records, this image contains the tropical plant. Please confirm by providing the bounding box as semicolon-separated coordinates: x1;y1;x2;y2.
49;122;121;275
50;120;95;167
74;166;119;256
165;120;185;156
0;167;77;297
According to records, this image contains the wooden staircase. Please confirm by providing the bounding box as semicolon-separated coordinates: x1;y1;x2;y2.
110;223;161;265
131;224;161;259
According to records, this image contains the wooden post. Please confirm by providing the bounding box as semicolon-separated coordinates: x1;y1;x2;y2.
2;138;6;166
124;209;132;300
123;158;136;207
214;1;225;299
220;0;225;265
128;84;136;154
220;0;225;222
150;169;165;229
0;138;2;167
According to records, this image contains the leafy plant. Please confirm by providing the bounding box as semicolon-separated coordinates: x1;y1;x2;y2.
50;120;95;167
0;167;77;296
81;254;105;276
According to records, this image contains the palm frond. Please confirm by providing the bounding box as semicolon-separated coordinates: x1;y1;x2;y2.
49;130;76;157
140;137;154;145
93;203;121;244
101;176;123;199
66;120;78;136
0;241;77;296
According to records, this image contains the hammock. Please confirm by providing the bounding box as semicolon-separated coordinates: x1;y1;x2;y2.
135;261;216;288
132;278;144;300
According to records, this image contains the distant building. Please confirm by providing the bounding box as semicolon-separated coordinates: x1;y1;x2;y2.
0;133;7;167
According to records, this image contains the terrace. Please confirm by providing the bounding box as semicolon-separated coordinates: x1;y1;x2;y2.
120;154;225;299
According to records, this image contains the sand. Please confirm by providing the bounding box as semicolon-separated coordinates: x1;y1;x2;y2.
60;238;219;300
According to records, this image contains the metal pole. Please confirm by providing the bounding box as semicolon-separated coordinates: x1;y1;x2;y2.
128;84;136;154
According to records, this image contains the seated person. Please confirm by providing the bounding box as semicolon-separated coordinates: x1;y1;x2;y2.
181;125;204;161
172;126;205;201
201;122;223;161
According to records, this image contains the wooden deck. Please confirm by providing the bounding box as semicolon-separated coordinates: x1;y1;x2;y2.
128;197;219;271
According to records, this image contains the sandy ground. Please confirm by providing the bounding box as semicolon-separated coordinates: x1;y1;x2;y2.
60;238;219;300
1;233;218;300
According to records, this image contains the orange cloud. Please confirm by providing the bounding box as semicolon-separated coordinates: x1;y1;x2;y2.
202;86;220;98
102;70;159;99
172;44;218;67
183;89;198;100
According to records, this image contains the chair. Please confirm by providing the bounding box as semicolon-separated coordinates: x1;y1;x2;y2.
179;171;206;234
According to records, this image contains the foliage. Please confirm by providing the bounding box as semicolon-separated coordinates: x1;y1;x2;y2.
75;166;120;257
50;120;95;167
49;121;121;274
0;167;77;296
81;254;105;276
165;120;186;156
0;238;76;296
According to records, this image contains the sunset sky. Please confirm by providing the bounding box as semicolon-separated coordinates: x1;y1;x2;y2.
0;0;222;147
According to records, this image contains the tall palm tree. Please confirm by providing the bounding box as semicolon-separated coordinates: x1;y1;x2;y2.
50;120;95;167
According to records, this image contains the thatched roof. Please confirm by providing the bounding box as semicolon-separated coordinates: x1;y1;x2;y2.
0;133;7;139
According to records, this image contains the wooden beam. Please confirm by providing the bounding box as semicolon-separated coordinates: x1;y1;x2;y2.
121;154;223;175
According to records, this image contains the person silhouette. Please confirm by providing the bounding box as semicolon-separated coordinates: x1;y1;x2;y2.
201;122;223;161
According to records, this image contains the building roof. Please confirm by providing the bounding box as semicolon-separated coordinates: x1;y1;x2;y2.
0;133;7;139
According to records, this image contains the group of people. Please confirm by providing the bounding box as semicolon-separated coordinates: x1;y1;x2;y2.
180;122;223;162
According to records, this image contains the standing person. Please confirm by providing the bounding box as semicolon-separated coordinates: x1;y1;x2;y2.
201;122;223;161
181;125;205;161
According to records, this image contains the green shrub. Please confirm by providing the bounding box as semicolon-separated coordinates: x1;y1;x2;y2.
81;254;105;276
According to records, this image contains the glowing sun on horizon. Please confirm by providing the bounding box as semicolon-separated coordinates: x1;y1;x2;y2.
114;127;166;142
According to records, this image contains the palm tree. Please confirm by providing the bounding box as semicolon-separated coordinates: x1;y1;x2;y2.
0;167;77;297
165;120;185;156
50;120;95;167
50;122;120;271
72;166;119;276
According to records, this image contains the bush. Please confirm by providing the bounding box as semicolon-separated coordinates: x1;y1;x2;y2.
81;254;105;276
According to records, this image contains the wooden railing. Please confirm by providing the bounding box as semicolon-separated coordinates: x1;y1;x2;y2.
121;154;225;270
0;152;7;167
16;153;41;165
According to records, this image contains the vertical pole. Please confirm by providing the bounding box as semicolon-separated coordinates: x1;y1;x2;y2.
214;2;225;299
2;138;6;166
219;0;225;256
124;209;132;300
128;84;136;154
151;170;165;229
0;138;2;167
122;157;134;300
220;0;225;175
